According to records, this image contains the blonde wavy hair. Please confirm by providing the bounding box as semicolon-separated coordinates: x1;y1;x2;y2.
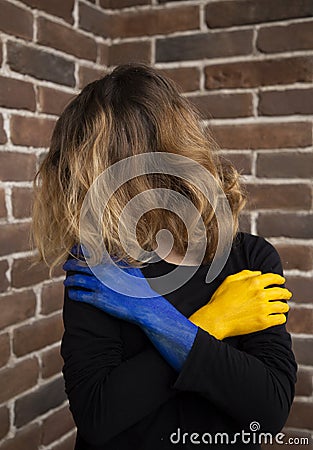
31;63;247;276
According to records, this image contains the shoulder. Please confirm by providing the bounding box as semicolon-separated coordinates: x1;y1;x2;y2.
232;231;283;274
63;269;122;339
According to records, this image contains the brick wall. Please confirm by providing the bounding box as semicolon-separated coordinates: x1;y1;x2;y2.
0;0;312;448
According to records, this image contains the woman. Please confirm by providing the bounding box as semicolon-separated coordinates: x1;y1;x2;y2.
31;63;297;449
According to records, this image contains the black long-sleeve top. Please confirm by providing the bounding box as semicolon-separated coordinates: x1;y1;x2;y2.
60;231;298;449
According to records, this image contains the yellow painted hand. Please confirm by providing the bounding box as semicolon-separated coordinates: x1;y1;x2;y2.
189;270;292;340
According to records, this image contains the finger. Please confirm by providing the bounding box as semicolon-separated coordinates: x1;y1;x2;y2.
266;313;287;327
68;288;97;305
264;287;292;301
63;258;92;274
267;300;290;314
256;273;286;288
227;270;262;282
64;274;99;290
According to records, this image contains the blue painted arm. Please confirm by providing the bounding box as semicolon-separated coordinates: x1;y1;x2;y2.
137;298;198;372
63;258;198;372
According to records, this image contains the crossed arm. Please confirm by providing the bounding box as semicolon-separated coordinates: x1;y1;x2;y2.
63;255;290;373
61;242;297;446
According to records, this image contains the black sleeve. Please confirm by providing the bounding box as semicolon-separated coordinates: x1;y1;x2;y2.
60;280;177;447
171;236;298;435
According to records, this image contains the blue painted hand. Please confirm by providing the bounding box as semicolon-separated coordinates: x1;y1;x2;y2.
62;255;198;371
63;257;165;325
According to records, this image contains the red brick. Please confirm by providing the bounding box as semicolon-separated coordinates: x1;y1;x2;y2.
187;93;253;119
78;65;107;89
244;183;312;210
258;89;313;116
0;357;39;403
0;152;36;182
38;86;74;115
257;152;313;179
205;0;313;27
0;115;7;144
38;17;97;61
0;405;9;440
0;222;31;257
0;260;9;293
0;290;36;330
294;369;313;396
112;5;199;38
41;281;64;315
0;0;33;40
0;423;41;450
21;0;74;24
7;41;75;87
41;345;63;379
0;76;35;111
156;30;252;62
257;213;313;240
100;0;150;7
157;67;200;92
287;308;313;334
209;122;312;150
14;377;67;428
13;313;64;356
0;188;6;218
286;276;313;304
259;88;313;116
258;20;313;53
98;42;109;65
205;56;313;89
219;152;252;175
108;41;151;66
52;262;65;278
275;244;313;271
11;257;50;288
292;338;313;366
41;405;75;445
79;2;111;38
0;333;10;369
286;401;313;430
11;115;56;148
238;213;251;234
11;187;33;219
50;432;76;450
